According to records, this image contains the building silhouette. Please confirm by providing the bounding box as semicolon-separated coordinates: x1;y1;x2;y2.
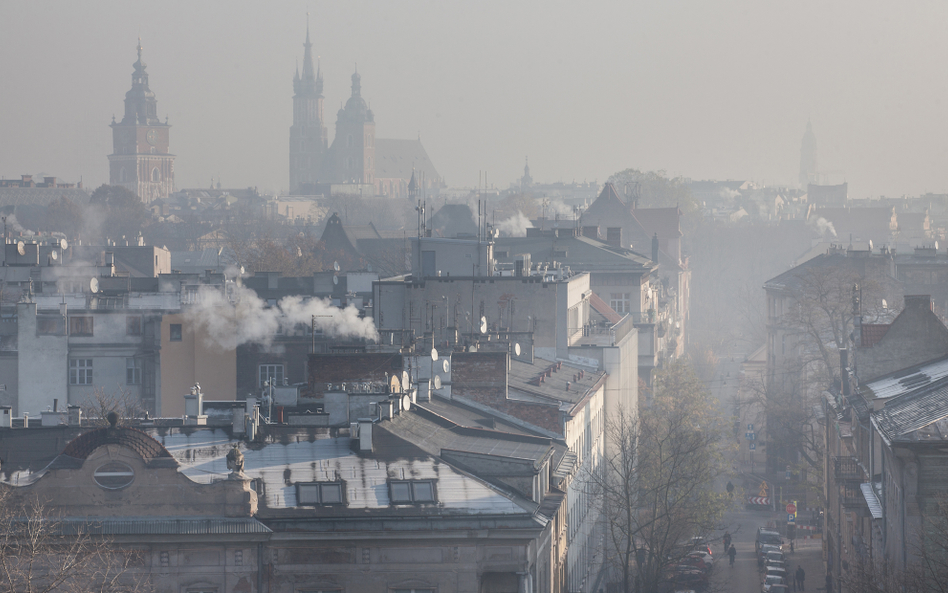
288;25;440;197
108;40;175;203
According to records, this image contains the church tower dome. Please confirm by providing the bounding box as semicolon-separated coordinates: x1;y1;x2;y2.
108;39;174;203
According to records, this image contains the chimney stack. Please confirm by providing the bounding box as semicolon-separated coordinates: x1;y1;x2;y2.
652;233;659;263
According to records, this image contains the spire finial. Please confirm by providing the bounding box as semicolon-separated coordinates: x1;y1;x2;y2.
137;37;142;60
306;12;310;43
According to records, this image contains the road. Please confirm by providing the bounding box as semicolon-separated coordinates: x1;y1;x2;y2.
705;350;826;592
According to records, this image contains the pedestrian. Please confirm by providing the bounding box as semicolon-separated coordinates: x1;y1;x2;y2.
728;544;736;566
723;531;731;552
796;565;805;590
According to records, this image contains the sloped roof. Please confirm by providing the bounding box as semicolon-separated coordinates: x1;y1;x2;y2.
871;374;948;444
633;207;682;239
375;139;441;182
0;187;91;208
429;204;477;238
861;324;890;347
61;427;173;461
589;292;622;324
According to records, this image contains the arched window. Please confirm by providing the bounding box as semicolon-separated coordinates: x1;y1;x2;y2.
119;167;128;183
152;168;160;182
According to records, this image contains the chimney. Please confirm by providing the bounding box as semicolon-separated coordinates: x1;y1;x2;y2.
606;227;622;248
840;348;851;397
67;405;81;427
232;408;246;434
582;226;600;240
652;233;659;263
904;295;933;312
358;418;373;452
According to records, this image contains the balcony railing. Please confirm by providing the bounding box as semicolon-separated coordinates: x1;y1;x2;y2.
840;484;866;508
834;456;864;482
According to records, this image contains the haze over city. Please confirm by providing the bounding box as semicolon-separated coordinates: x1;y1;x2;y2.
3;0;948;197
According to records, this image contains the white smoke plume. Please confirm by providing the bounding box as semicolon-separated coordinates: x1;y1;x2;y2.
496;211;534;237
718;188;741;200
808;216;837;237
5;214;34;237
185;284;378;350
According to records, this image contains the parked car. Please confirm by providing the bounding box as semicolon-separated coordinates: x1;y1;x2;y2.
757;544;782;565
766;585;790;593
688;550;714;570
680;554;711;574
756;527;784;554
762;574;786;592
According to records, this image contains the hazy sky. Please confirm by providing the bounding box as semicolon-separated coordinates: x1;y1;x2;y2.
2;1;948;198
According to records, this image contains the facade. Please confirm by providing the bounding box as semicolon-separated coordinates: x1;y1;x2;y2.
108;41;175;203
823;296;948;586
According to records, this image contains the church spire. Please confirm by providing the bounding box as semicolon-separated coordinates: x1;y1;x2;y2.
295;15;322;97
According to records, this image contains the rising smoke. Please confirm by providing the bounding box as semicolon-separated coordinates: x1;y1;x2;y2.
808;216;838;237
496;211;534;237
185;284;378;350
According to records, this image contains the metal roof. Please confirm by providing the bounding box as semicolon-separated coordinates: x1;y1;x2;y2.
871;375;948;444
57;516;271;535
862;355;948;401
860;483;883;520
151;428;531;514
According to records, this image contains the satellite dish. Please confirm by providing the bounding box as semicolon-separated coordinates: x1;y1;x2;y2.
514;343;521;356
433;375;442;390
430;347;439;361
479;316;487;334
16;242;24;256
332;276;339;285
442;360;449;373
50;251;58;261
401;394;412;412
333;261;340;272
59;239;68;250
89;278;99;293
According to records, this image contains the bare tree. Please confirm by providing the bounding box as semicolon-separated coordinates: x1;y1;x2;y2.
81;388;145;426
587;360;730;593
0;489;150;593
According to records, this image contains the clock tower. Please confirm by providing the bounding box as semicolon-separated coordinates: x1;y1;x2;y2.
108;40;175;203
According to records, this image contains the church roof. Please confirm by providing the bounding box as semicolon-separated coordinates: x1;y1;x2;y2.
61;426;173;461
375;139;441;183
0;187;91;209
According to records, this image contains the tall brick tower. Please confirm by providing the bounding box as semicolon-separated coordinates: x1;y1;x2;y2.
289;21;328;194
108;40;174;203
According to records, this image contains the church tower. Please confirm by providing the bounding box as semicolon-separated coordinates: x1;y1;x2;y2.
323;70;375;185
799;120;818;187
289;20;328;194
108;40;174;203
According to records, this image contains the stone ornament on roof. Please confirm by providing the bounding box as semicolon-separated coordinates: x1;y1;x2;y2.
226;443;246;479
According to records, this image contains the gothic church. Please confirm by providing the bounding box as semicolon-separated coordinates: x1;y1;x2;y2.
289;24;440;197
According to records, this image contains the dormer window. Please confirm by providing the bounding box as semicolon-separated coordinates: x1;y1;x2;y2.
297;482;345;505
389;480;435;504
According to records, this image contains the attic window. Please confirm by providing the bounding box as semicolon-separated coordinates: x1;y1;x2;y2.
494;251;508;258
296;482;345;505
389;480;436;504
553;250;568;258
93;461;135;490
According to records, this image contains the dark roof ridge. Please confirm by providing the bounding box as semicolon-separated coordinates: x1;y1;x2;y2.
61;425;174;461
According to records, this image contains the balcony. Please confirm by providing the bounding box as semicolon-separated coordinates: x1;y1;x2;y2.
840;484;866;508
833;456;864;482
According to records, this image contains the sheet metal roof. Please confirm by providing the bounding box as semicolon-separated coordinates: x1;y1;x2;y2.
871;376;948;445
152;428;530;514
862;355;948;401
58;516;270;535
507;358;606;405
860;483;883;520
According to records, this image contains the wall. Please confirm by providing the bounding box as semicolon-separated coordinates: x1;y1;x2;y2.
17;303;67;416
160;312;236;417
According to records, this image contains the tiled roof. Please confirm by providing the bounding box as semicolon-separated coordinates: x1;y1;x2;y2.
861;324;890;347
871;373;948;444
374;139;440;182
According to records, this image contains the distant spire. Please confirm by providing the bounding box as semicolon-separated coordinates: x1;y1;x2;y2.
137;37;142;61
295;16;321;97
351;68;361;97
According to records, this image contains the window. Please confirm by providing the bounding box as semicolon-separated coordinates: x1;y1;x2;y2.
68;316;93;336
119;167;128;183
37;316;63;335
297;482;345;505
152;168;160;182
169;324;182;341
389;480;435;503
259;364;284;388
69;359;93;385
126;358;141;385
126;316;142;335
610;293;631;314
